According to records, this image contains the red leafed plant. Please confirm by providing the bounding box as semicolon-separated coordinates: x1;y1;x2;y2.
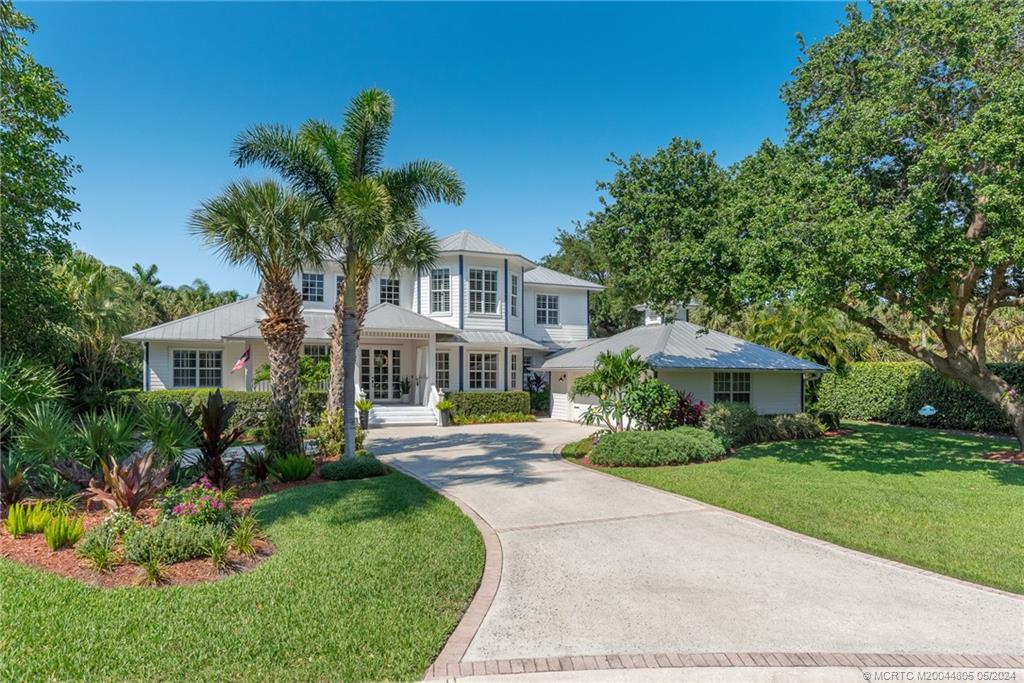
197;389;247;489
86;450;170;515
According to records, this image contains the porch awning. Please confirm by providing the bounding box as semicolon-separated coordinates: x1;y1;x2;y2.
437;329;548;351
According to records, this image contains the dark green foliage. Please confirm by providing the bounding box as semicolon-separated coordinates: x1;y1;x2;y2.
268;455;314;482
811;410;842;432
623;379;678;430
319;452;388;481
122;522;218;565
310;410;365;457
703;402;768;449
230;513;263;558
817;362;1024;433
451;412;536;426
589;427;726;467
241;447;274;484
76;524;118;572
560;436;595;458
528;388;550;413
117;389;327;430
769;414;823;441
447;391;530;418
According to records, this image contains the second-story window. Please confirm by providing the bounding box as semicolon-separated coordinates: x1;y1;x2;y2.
536;294;559;325
379;277;400;306
510;274;519;317
302;273;324;302
468;268;498;314
431;268;450;313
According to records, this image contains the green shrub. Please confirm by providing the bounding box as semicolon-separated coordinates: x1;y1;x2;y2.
205;532;231;570
76;525;119;572
268;454;315;482
117;389;328;430
704;402;764;448
43;514;84;550
319;452;388;481
448;391;530;418
816;361;1024;433
529;389;550;413
310;410;365;457
231;513;264;558
769;413;823;441
157;479;236;529
589;427;726;467
623;379;678;430
451;412;537;425
561;435;595;458
122;522;218;565
4;502;31;537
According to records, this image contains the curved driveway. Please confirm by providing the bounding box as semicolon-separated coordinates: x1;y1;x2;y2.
368;421;1024;672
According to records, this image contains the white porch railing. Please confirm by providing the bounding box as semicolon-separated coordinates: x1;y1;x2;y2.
253;379;330;392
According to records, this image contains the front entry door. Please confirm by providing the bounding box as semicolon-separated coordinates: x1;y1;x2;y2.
360;348;402;401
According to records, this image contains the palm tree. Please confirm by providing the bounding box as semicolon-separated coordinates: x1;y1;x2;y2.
233;89;464;457
572;346;651;432
189;179;327;455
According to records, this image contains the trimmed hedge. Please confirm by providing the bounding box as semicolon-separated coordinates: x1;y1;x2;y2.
589;427;726;467
319;451;388;481
816;362;1024;433
451;412;537;426
114;389;327;429
447;391;530;418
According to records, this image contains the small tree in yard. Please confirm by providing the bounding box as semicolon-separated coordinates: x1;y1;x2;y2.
593;2;1024;449
572;347;651;432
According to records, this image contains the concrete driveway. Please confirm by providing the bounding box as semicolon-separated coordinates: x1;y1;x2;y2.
367;421;1024;675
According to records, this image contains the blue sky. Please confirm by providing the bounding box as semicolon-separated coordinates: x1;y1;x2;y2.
27;2;849;294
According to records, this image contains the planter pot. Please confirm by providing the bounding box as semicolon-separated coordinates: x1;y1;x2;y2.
439;409;451;427
400;393;410;403
359;410;369;430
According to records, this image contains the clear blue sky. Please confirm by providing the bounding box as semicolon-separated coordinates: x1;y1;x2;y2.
27;1;849;295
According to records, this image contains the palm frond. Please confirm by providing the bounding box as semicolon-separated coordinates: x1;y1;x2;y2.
298;119;351;187
379;160;466;215
232;124;336;205
341;88;393;177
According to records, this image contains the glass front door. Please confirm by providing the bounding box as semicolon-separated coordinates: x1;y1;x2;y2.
359;348;402;400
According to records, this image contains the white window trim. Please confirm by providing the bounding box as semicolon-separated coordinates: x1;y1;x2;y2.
304;344;329;359
379;277;401;306
467;351;500;390
713;371;752;403
510;274;519;318
536;294;560;326
302;272;324;303
510;352;519;389
435;351;451;391
467;267;501;317
171;348;222;388
430;268;451;314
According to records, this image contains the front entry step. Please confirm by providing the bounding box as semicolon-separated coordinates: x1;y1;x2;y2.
368;405;437;427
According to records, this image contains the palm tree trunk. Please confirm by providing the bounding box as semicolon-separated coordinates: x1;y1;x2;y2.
341;251;361;459
259;275;305;456
328;262;373;413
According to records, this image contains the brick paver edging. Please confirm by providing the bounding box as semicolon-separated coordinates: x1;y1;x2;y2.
425;652;1024;678
380;459;504;681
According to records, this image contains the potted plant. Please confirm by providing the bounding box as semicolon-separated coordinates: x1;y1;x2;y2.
399;376;412;402
355;398;373;430
436;399;455;427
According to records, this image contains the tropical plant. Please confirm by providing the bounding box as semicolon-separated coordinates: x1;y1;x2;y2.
0;461;27;508
434;399;454;412
123;521;218;566
233;88;465;457
137;402;198;466
355;398;373;413
76;525;119;572
672;392;706;426
13;401;76;464
136;558;167;586
0;354;67;443
205;531;232;570
231;513;263;558
195;389;247;489
703;402;772;449
622;379;678;431
267;454;315;482
572;347;651;431
4;501;32;537
311;409;365;457
85;451;169;515
190;179;328;457
319;452;387;481
240;447;274;485
157;477;236;529
43;513;83;550
75;406;139;470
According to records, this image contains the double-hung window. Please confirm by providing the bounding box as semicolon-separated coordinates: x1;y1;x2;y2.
304;344;329;359
713;372;751;404
435;352;450;390
379;277;400;306
468;268;498;315
468;352;498;389
430;268;450;313
536;294;559;325
302;273;324;302
510;353;518;389
510;274;519;317
173;350;222;388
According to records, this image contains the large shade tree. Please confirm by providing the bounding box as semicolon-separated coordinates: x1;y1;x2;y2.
233;89;464;457
595;2;1024;447
190;179;327;455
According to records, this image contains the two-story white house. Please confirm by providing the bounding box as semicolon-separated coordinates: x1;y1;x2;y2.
124;230;604;423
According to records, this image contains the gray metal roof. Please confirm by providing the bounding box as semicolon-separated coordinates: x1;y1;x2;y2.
437;329;548;351
524;265;604;291
123;297;262;342
539;320;831;372
222;303;457;341
436;230;536;265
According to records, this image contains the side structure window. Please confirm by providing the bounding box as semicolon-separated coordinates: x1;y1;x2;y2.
431;268;450;313
435;352;450;390
536;294;559;325
302;273;324;302
510;274;519;317
713;372;751;403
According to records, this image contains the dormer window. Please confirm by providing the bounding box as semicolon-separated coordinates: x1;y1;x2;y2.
468;268;498;315
510;274;519;317
379;277;400;306
430;268;450;313
302;273;324;302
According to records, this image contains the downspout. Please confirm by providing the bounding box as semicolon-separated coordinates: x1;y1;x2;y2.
521;266;525;335
586;290;591;339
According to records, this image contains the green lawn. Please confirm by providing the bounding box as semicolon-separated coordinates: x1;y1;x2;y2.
568;423;1024;594
0;473;484;682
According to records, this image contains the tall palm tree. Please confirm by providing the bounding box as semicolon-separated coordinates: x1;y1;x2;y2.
233;89;464;457
189;179;328;455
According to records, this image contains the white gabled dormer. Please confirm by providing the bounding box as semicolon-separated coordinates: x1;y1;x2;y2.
635;302;696;326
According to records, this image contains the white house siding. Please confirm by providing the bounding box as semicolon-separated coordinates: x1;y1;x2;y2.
461;255;508;332
147;341;235;392
415;256;461;328
659;369;803;415
524;285;589;346
550;370;594;422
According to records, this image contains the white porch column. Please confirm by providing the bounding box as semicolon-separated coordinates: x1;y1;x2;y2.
426;333;437;405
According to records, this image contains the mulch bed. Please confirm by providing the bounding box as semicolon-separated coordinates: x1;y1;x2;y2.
979;450;1024;465
0;467;343;588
